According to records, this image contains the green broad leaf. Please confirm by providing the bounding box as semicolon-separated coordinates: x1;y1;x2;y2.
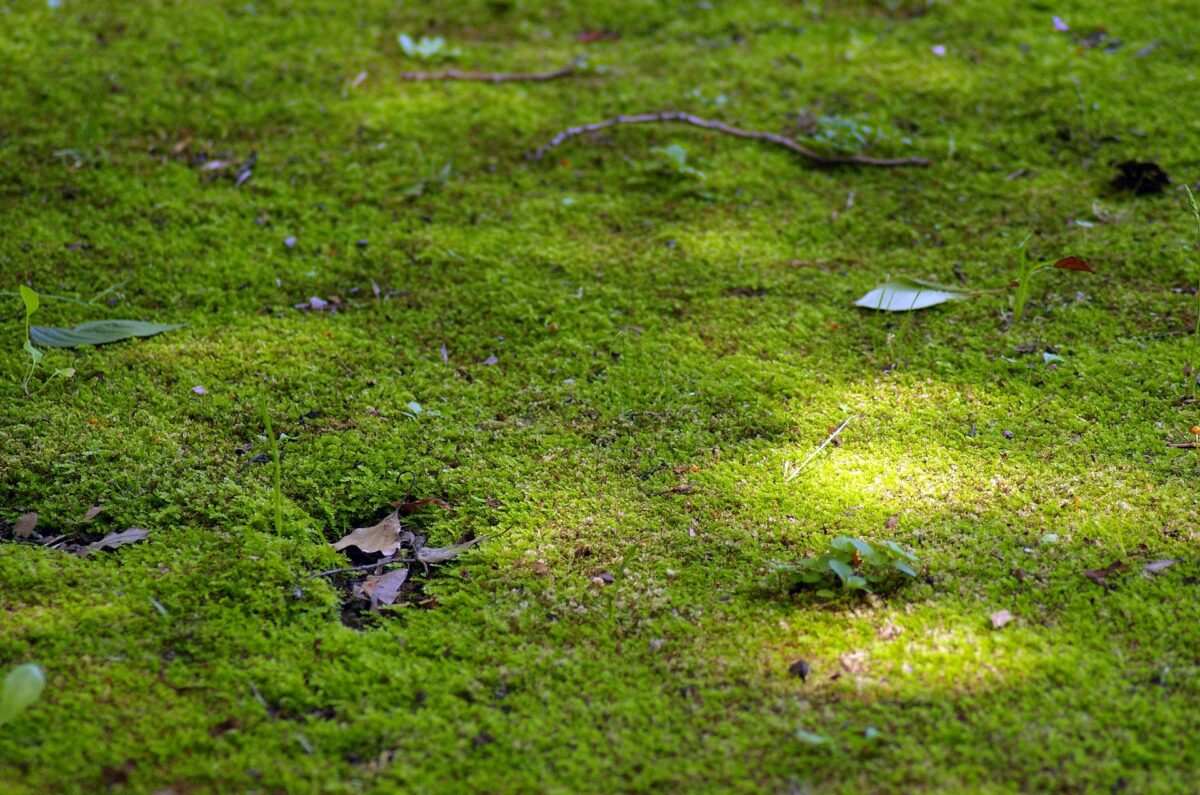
30;320;182;348
0;664;45;727
883;540;918;562
796;728;832;746
828;558;854;582
19;285;39;317
23;339;43;365
815;588;836;598
834;536;874;557
893;560;917;577
854;276;971;312
844;574;871;591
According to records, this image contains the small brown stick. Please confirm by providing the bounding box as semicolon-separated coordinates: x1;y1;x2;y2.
1167;441;1200;449
401;64;578;83
531;111;931;167
310;557;412;578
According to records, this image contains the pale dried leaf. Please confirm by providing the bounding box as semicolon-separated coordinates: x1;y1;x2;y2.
13;512;38;539
358;567;409;606
1143;559;1178;576
990;609;1014;629
332;510;406;556
82;505;103;522
85;527;148;553
414;536;486;565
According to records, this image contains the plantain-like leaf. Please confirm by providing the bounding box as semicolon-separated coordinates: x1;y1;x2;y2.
0;664;45;727
854;276;971;312
30;320;182;348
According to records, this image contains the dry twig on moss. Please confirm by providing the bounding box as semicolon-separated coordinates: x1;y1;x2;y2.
401;64;579;83
531;111;931;167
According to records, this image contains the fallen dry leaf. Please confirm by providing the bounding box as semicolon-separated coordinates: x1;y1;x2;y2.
14;512;38;539
990;609;1014;629
667;484;695;495
84;527;148;554
839;651;868;675
590;571;615;586
82;505;103;522
357;566;409;607
1083;560;1129;585
332;510;407;556
414;536;487;566
1143;559;1178;576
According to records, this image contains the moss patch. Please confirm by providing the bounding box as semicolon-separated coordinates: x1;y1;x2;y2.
3;0;1200;791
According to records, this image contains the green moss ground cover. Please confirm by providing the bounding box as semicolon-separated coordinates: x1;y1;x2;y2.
3;0;1200;791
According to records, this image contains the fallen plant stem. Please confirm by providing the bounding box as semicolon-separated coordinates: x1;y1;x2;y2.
402;64;579;82
795;416;855;475
310;558;412;578
531;112;931;167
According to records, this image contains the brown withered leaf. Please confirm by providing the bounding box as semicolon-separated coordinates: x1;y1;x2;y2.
14;512;38;539
1053;256;1094;273
84;527;148;554
1083;560;1128;585
332;509;407;556
82;505;104;522
389;497;451;515
414;536;487;567
357;566;409;607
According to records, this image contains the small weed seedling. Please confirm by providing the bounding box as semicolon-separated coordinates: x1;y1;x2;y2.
398;34;460;61
1184;185;1200;398
649;144;706;181
18;286;42;395
770;536;919;598
259;394;284;536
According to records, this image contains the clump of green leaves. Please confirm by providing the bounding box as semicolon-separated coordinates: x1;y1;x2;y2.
797;114;912;156
398;33;460;61
770;536;919;598
649;144;706;181
0;664;45;727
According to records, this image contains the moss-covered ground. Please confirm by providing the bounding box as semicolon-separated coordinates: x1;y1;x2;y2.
3;0;1200;792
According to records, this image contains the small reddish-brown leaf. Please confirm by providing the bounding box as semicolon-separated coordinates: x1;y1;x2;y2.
885;515;899;530
1083;560;1128;585
668;484;695;495
1053;256;1094;273
84;527;149;554
14;512;38;539
389;497;451;514
332;510;406;556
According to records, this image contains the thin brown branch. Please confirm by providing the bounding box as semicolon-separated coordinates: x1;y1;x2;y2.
310;557;412;578
401;65;578;83
530;112;931;167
